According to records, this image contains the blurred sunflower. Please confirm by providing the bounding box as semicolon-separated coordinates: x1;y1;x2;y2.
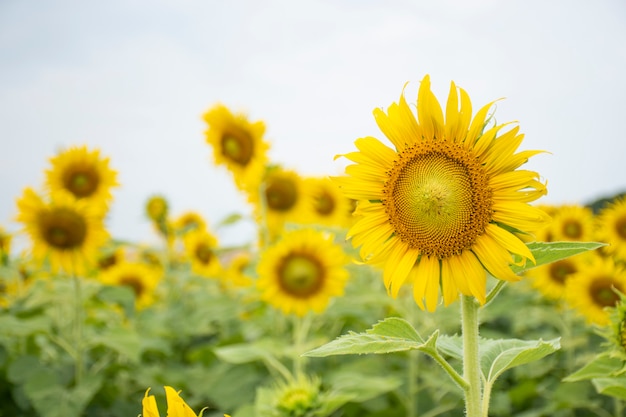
300;177;353;229
142;386;207;417
174;210;207;236
97;244;125;271
252;167;307;243
257;228;349;317
223;251;254;289
565;257;626;325
145;194;169;224
596;196;626;262
45;145;118;207
183;229;222;278
334;75;549;311
0;226;12;265
15;188;109;275
99;261;161;309
548;205;595;242
526;255;585;301
203;104;270;193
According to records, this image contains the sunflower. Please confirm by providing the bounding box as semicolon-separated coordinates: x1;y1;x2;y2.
333;75;549;311
251;166;307;244
596;196;626;262
142;386;205;417
203;104;270;193
526;254;586;301
183;229;222;278
300;177;353;229
222;251;254;289
548;204;595;242
565;256;626;325
15;188;109;276
99;261;161;309
256;228;349;316
145;194;169;224
0;226;12;265
45;145;118;208
174;210;207;236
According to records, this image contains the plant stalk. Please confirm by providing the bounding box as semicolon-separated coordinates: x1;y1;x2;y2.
461;295;482;417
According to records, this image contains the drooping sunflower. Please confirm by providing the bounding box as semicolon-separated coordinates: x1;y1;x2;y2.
299;176;353;229
15;188;109;276
99;261;161;309
548;204;595;242
565;256;626;325
596;196;626;262
45;145;118;208
203;104;270;193
183;229;222;278
333;75;549;311
256;228;349;316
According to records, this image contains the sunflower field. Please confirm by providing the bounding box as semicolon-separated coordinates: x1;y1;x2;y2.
2;75;626;417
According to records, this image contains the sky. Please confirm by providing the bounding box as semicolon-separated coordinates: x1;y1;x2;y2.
1;0;625;249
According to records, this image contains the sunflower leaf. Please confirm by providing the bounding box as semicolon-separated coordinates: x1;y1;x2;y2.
564;354;625;382
303;317;423;357
512;241;605;274
592;377;626;400
480;337;561;384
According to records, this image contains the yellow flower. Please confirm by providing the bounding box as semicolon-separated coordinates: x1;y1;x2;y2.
15;188;109;275
222;251;254;289
565;256;626;325
548;204;595;242
142;386;203;417
145;195;169;223
45;145;118;207
300;177;354;229
257;228;349;316
251;166;307;244
99;261;161;309
183;229;222;278
174;211;207;236
334;75;549;311
0;226;12;265
203;104;270;193
596;196;626;262
526;254;585;301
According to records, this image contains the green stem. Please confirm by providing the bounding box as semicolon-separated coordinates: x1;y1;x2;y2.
461;295;482;417
407;350;418;417
293;314;312;378
72;273;84;386
484;280;506;307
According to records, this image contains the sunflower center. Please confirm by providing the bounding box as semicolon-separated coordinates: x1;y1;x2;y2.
195;243;214;265
615;216;626;240
549;260;577;284
590;277;621;308
265;177;298;211
315;191;335;216
119;275;145;297
39;208;88;250
64;169;99;198
221;132;253;166
278;253;324;297
562;220;583;239
383;141;492;258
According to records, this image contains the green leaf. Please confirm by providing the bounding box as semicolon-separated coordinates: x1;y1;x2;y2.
214;342;276;364
480;338;561;383
90;326;142;362
23;372;103;417
564;354;625;382
512;241;605;274
303;317;424;357
592;376;626;400
218;212;244;227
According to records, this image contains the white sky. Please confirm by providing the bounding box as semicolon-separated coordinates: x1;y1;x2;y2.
1;0;625;248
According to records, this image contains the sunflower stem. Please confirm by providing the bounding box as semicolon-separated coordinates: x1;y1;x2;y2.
293;313;312;378
72;273;85;386
461;295;482;417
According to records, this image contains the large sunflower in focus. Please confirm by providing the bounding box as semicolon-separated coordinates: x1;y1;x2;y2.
257;228;349;316
15;188;109;276
203;104;270;192
334;75;549;311
45;145;118;207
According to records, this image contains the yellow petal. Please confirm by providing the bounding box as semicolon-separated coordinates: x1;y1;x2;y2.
412;255;440;311
471;234;520;282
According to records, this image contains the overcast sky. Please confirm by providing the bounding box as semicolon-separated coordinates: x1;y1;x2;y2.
1;0;625;248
